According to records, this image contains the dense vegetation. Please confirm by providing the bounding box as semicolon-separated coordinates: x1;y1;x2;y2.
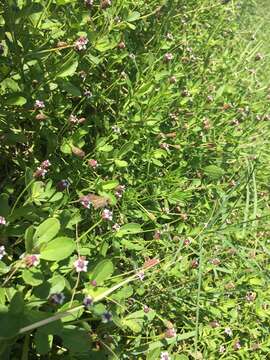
0;0;270;359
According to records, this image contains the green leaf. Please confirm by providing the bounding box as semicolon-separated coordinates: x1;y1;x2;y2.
115;223;142;237
0;194;10;217
0;309;21;339
10;292;24;315
22;268;44;286
127;11;141;22
33;218;60;246
61;326;91;353
101;180;119;190
5;94;27;106
114;159;128;168
25;225;35;253
35;331;52;355
90;259;114;284
203;165;225;180
95;37;117;52
122;318;142;333
48;275;66;295
56;58;78;78
40;237;75;261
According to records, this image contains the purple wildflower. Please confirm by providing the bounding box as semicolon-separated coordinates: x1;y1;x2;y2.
83;295;93;308
112;125;121;133
0;216;6;226
24;254;40;267
114;185;125;199
137;271;145;281
85;0;93;7
224;327;233;337
34;100;45;109
101;311;112;323
51;293;65;305
233;341;241;351
165;327;177;338
41;160;51;169
57;179;69;191
102;209;113;221
112;223;121;231
164;53;173;62
84;90;92;98
219;345;226;354
80;195;91;209
74;256;89;272
74;36;88;51
0;246;6;260
160;352;170;360
88;159;98;169
34;167;47;178
246;291;256;302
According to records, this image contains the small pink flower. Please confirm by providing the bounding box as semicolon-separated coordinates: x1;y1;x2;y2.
233;341;241;351
224;327;233;336
143;305;150;313
246;291;256;302
164;53;173;62
137;271;144;281
160;143;169;150
74;36;88;51
41;160;51;169
34;167;47;178
34;100;45;109
160;352;170;360
80;195;91;209
102;209;113;221
165;327;177;338
24;254;40;267
51;293;65;305
88;159;99;169
219;345;226;354
0;216;6;226
112;125;121;133
114;185;125;198
112;223;121;231
69;114;79;124
74;256;89;272
0;245;6;260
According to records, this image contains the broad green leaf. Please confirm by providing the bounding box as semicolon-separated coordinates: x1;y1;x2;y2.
10;292;24;315
0;194;9;217
5;94;27;106
115;223;142;237
61;326;91;353
122;318;142;333
115;159;128;168
35;331;52;355
56;58;78;78
33;218;60;246
48;275;66;295
22;268;44;286
101;180;119;190
40;237;75;261
203;165;225;180
25;225;35;253
127;11;141;22
90;259;114;284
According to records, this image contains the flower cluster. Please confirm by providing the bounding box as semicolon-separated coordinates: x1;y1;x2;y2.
34;100;45;109
83;295;93;308
80;195;91;209
74;256;89;272
102;209;113;221
74;36;88;51
0;216;6;225
51;293;65;305
34;159;51;178
24;254;40;267
114;185;125;199
0;245;6;260
88;159;99;169
160;352;170;360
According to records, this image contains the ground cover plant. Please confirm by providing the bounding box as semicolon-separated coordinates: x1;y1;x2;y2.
1;0;270;358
